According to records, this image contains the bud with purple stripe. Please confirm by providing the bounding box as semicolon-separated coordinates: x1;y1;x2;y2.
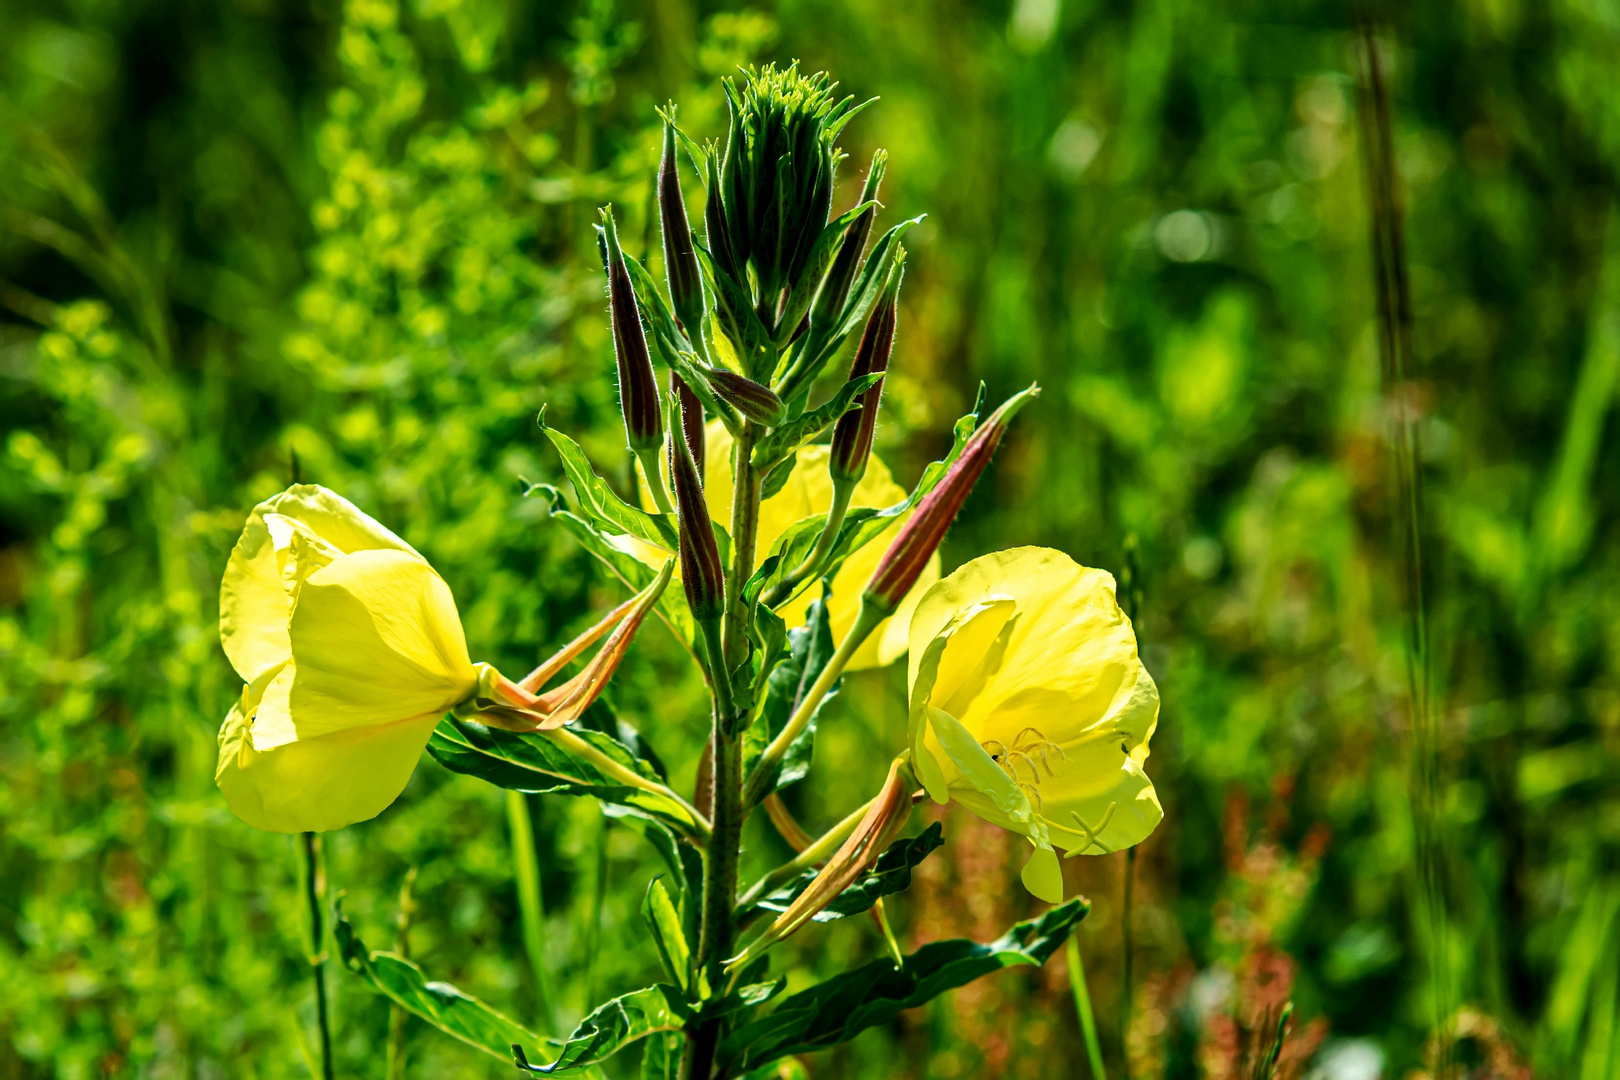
600;207;664;455
863;384;1041;612
829;253;903;485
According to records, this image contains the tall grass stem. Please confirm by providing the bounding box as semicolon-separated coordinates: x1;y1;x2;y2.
507;791;555;1034
301;831;334;1080
1067;935;1107;1080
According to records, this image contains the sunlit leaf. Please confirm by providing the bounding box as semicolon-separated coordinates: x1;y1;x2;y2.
513;984;691;1074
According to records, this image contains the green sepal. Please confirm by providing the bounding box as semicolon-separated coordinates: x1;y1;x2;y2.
747;823;945;923
716;899;1090;1075
751;371;883;470
539;412;677;548
426;716;701;838
642;877;691;993
333;900;541;1063
513;984;692;1074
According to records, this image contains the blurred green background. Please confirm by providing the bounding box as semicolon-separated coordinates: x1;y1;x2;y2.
2;0;1618;1076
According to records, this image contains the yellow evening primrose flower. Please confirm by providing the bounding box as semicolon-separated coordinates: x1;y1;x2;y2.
906;546;1162;903
215;485;478;832
634;421;939;669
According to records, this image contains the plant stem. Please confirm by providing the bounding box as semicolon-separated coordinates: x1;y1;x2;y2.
743;599;883;807
386;867;418;1080
1121;845;1135;1080
762;478;853;608
302;831;334;1080
506;791;555;1034
586;814;610;1005
636;446;676;518
1067;935;1107;1080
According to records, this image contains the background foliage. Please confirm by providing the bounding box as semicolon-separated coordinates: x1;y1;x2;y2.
2;0;1617;1077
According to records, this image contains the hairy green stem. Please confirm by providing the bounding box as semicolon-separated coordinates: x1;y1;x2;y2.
762;478;854;608
743;598;884;807
636;447;676;518
1067;935;1106;1080
302;831;334;1080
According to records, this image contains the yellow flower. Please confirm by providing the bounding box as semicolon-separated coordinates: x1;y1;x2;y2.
676;422;939;669
906;546;1162;903
216;485;478;832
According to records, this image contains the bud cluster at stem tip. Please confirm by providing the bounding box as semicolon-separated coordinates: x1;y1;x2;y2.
829;252;903;485
863;384;1041;612
599;206;664;454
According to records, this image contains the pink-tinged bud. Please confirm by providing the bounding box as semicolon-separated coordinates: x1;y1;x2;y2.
672;372;705;482
658;113;703;336
863;384;1040;612
705;368;785;426
670;407;724;621
601;207;664;453
829;257;902;484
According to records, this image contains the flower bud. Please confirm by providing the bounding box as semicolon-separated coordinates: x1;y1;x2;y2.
671;408;725;621
671;372;705;482
829;255;902;485
658;111;703;338
863;385;1040;612
705;367;785;427
600;206;664;453
812;150;885;332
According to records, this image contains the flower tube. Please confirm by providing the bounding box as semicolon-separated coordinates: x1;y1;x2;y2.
906;547;1162;902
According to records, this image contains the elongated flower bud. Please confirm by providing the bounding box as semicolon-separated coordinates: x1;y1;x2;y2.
829;256;902;485
659;111;703;337
704;146;741;285
813;150;886;331
601;207;663;453
706;368;785;426
864;385;1041;612
672;372;705;481
671;407;724;621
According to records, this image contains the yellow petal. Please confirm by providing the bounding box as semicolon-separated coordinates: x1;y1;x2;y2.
907;546;1163;855
220;484;418;684
250;548;476;750
216;683;440;833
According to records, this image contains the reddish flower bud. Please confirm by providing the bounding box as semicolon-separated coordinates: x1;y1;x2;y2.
600;207;664;453
829;256;902;485
658;112;703;336
813;150;885;332
705;368;785;427
863;385;1040;612
670;404;725;622
671;372;705;482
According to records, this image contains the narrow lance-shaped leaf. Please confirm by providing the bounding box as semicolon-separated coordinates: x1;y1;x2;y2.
334;901;541;1063
540;411;676;548
750;370;883;470
513;984;692;1075
717;899;1090;1075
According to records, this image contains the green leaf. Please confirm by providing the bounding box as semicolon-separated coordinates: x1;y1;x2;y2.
750;823;945;923
607;807;705;953
693;238;772;372
743;596;835;804
642;877;690;993
333;900;541;1063
427;716;702;838
540;415;677;548
773;200;881;348
717;899;1089;1074
759;453;797;500
751;371;883;470
514;984;692;1074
